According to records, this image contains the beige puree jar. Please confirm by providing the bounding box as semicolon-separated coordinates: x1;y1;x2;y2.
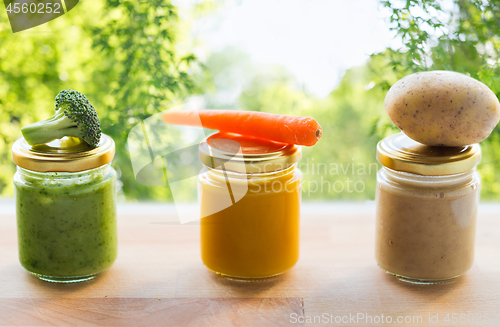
375;133;481;284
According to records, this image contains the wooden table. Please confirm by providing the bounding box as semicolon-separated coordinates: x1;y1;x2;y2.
0;202;499;326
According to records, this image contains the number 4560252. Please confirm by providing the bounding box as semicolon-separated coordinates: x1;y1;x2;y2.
5;2;61;14
443;313;499;324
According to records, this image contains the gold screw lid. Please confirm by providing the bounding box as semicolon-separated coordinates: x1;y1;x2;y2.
377;133;481;176
12;134;115;172
199;132;301;174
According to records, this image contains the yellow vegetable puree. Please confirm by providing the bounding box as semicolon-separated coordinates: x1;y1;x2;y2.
199;132;302;279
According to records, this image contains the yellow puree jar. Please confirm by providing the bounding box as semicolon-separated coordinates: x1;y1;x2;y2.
199;132;302;279
376;133;481;284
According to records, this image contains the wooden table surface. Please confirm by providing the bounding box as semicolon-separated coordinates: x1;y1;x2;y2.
0;202;499;327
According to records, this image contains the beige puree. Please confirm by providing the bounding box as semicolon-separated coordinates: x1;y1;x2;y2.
375;133;481;282
375;167;480;281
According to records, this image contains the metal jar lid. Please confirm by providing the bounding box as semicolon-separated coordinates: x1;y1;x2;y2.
199;132;301;174
12;134;115;172
377;132;481;176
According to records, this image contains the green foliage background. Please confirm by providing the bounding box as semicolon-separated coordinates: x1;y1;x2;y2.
0;0;201;200
1;0;500;201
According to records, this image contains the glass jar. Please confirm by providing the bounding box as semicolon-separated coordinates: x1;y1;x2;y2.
198;132;302;279
375;133;481;284
12;135;117;283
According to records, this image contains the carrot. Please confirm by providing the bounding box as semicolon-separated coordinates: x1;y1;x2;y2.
162;110;322;146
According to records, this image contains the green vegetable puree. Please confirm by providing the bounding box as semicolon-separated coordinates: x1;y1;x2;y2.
14;166;117;278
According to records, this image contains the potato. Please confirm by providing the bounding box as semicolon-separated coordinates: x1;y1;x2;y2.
385;71;500;146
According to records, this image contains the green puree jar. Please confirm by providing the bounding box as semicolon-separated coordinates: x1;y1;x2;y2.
11;135;117;283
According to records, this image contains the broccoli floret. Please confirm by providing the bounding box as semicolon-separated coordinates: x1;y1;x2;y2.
21;89;101;147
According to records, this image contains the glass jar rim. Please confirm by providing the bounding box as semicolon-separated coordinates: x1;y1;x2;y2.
12;134;115;173
377;133;481;176
199;132;301;174
17;162;111;178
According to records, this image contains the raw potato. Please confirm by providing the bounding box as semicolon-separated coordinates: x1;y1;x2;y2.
385;71;500;146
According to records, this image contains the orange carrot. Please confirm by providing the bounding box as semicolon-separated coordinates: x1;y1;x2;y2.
162;110;322;146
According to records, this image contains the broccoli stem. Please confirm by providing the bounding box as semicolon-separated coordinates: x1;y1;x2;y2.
21;108;83;146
